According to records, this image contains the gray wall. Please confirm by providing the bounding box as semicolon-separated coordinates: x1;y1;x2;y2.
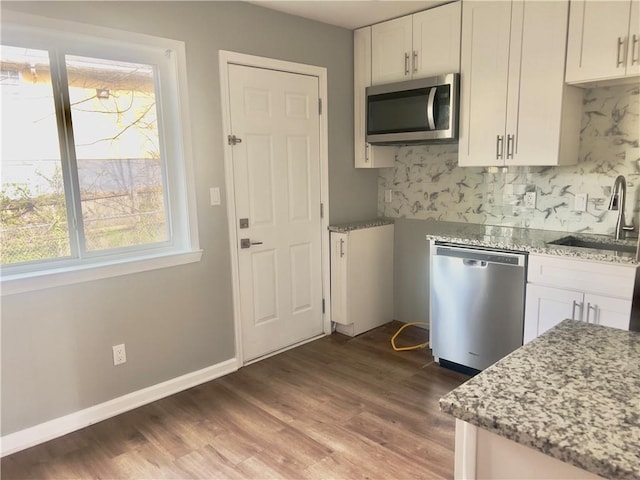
0;1;378;436
393;218;431;325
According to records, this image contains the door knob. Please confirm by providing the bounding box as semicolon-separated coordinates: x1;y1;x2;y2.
240;238;263;249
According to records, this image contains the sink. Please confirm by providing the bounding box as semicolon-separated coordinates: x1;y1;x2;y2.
547;236;636;254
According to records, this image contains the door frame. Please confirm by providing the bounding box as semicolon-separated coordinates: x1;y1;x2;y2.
218;50;331;367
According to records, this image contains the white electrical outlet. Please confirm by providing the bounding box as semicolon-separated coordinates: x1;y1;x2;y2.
575;193;588;212
384;189;393;203
112;344;127;366
524;192;536;209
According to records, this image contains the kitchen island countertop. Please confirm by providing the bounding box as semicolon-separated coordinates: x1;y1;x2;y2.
440;320;640;480
424;221;638;264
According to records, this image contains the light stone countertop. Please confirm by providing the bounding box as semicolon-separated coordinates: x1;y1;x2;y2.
328;218;394;233
439;320;640;480
424;221;638;265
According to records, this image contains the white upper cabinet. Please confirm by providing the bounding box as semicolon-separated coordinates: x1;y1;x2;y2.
353;27;395;168
412;3;462;78
371;1;461;85
371;16;413;85
458;0;582;167
566;0;639;84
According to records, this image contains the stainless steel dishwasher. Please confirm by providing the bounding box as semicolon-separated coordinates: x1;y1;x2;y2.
430;242;527;372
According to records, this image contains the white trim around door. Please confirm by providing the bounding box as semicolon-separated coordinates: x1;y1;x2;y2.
218;50;331;367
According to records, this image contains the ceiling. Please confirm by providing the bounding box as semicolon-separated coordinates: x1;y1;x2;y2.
247;1;449;30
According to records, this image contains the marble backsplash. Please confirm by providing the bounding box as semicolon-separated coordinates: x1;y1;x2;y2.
377;83;640;235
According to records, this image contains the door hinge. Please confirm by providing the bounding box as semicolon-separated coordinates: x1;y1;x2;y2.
228;134;242;146
320;203;324;218
322;298;325;313
318;98;322;115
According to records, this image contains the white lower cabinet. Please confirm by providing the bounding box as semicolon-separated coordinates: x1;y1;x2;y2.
524;284;583;342
330;224;393;336
583;293;633;330
524;254;636;343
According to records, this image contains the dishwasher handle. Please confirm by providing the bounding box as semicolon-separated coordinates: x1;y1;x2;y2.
434;245;526;267
462;259;487;268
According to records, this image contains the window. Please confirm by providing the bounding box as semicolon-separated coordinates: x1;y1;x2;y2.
1;13;200;292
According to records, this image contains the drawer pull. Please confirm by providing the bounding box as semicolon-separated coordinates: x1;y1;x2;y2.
617;36;628;67
632;34;639;66
585;303;598;324
571;300;583;321
496;135;504;160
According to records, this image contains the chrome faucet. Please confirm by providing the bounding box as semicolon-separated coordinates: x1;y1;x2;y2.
608;175;634;240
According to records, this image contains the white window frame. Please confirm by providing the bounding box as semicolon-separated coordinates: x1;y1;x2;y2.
0;11;201;296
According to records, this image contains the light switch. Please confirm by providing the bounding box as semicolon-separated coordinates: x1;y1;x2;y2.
575;193;588;212
209;187;221;206
384;189;393;203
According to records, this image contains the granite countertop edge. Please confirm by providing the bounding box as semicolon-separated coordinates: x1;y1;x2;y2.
328;218;394;232
439;320;640;480
423;221;638;265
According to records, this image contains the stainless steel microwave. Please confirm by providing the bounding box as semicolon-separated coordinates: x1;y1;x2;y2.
366;73;459;144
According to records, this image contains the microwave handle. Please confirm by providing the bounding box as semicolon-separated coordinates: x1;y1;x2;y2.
426;87;437;130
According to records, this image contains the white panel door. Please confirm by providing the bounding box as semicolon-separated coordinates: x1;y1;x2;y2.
228;64;323;361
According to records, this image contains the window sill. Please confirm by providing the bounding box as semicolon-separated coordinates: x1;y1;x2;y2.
1;250;203;296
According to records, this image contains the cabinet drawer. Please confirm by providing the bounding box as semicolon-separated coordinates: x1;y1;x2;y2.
528;254;636;299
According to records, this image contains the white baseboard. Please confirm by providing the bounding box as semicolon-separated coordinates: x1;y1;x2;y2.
1;358;238;457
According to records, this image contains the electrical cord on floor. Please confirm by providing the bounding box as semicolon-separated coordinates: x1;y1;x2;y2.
391;322;430;351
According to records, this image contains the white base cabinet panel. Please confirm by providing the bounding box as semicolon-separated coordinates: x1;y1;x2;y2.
524;254;637;343
454;420;601;480
330;224;393;337
524;284;584;343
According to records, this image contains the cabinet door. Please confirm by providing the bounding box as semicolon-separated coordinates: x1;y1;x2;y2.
506;0;571;166
458;1;512;167
371;16;412;85
628;0;639;76
524;284;584;343
354;27;396;169
584;293;632;330
330;233;349;325
354;27;371;168
412;2;461;78
566;0;633;83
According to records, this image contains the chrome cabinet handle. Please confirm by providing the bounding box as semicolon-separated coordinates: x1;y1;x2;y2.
571;300;583;320
496;135;504;160
585;303;598;323
365;143;370;163
506;134;515;159
404;53;410;75
412;51;418;73
632;34;639;66
426;87;437;130
339;238;345;257
617;37;628;67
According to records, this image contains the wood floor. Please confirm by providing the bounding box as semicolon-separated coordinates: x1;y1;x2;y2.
1;321;470;479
